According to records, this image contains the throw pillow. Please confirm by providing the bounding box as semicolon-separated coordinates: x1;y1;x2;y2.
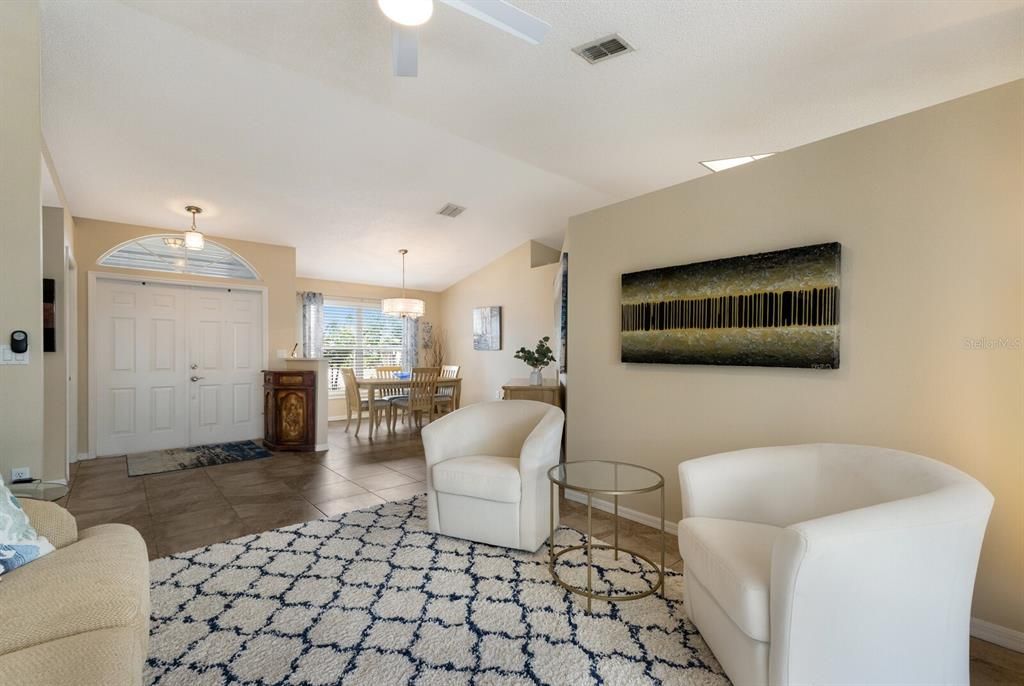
0;478;55;575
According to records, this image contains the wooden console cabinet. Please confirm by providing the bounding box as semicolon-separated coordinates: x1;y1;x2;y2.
501;378;563;408
263;370;316;451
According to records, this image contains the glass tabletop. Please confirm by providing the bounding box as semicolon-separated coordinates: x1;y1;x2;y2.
548;460;664;495
9;482;69;502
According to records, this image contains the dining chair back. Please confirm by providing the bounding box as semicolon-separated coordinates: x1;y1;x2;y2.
436;364;460;404
407;367;440;410
391;367;440;429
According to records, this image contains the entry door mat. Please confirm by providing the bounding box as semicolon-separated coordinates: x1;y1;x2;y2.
127;440;272;477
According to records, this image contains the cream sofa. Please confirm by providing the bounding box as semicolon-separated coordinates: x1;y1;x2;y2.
0;499;151;686
423;400;565;552
678;443;993;686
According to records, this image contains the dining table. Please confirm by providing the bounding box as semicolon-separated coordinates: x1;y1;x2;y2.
354;376;462;439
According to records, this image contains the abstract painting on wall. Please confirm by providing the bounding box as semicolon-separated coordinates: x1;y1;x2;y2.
473;306;502;351
621;242;841;369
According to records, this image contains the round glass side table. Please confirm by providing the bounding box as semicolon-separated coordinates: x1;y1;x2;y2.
547;460;665;612
9;482;69;502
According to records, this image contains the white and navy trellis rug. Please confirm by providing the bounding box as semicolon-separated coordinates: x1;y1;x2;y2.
147;496;728;685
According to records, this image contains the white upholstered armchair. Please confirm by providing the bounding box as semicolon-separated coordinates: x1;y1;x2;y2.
677;443;993;686
422;400;564;552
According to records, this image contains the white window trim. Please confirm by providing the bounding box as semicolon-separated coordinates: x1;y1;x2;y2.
97;234;262;280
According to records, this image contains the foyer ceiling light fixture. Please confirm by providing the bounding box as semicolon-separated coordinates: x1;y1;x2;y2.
699;153;775;173
381;249;426;319
183;205;205;251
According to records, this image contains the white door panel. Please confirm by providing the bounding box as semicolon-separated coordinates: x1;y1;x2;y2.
94;279;264;455
95;280;188;455
188;289;263;445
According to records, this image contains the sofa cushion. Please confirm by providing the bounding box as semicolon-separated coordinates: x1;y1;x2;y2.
678;517;781;642
0;479;55;575
0;523;150;657
432;456;521;503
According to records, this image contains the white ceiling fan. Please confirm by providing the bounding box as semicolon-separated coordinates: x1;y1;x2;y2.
378;0;551;77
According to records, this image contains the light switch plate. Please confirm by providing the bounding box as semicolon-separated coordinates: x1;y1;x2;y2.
0;344;28;365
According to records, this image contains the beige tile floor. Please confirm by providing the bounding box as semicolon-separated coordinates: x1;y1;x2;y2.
62;419;1023;684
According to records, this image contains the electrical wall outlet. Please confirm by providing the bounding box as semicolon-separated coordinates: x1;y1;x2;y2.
11;467;30;482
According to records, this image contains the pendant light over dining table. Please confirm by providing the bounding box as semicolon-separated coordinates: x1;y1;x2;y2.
381;249;425;319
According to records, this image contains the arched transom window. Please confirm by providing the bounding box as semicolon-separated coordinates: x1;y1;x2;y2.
98;235;260;280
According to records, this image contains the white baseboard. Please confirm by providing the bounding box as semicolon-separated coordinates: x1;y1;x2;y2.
73;452;93;462
328;415;347;422
564;490;678;536
315;443;329;451
971;617;1024;653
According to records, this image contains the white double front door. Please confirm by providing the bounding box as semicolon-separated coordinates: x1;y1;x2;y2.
93;278;264;456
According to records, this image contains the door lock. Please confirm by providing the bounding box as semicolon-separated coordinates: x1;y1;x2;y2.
190;376;205;382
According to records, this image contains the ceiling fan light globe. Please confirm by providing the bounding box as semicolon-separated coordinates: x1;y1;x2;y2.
378;0;433;27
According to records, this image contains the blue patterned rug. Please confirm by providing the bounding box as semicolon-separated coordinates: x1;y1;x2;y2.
147;495;728;685
126;440;272;477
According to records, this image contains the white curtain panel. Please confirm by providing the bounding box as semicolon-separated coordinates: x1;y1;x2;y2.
402;317;419;371
298;291;324;358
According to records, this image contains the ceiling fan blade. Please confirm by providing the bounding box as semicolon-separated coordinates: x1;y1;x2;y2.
439;0;550;45
392;25;419;77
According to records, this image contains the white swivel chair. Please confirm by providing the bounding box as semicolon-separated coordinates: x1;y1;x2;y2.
422;400;564;552
677;443;993;686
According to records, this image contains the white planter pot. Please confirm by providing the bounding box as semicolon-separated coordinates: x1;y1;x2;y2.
529;368;543;386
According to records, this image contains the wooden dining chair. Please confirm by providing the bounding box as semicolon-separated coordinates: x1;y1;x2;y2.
341;368;387;435
374;366;405;429
434;364;460;416
390;367;439;430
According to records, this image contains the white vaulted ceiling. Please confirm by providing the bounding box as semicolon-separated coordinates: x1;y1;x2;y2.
40;0;1023;290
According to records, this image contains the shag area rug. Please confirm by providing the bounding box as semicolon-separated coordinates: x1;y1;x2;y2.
147;496;728;685
127;440;272;476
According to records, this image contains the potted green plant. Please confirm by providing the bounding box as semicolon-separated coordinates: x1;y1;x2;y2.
514;336;556;386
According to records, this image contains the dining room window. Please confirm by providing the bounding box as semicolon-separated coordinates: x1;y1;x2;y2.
323;298;405;394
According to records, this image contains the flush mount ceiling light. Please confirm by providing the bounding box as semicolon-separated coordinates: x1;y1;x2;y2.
381;249;426;319
183;205;205;251
699;153;775;173
378;0;434;26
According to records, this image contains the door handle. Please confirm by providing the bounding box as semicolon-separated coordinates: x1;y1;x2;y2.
190;376;205;382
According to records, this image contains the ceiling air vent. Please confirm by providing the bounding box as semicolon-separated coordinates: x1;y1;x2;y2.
573;34;634;64
437;203;466;218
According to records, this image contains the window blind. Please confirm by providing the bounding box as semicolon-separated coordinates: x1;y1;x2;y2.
323;298;405;393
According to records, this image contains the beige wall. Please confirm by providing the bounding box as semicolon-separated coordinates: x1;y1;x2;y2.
440;241;561;405
73;218;296;455
295;276;442;419
566;81;1023;631
42;207;68;480
0;3;44;483
40;142;78;481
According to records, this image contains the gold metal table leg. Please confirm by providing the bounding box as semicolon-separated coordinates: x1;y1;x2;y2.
549;480;555;570
586;492;593;613
660;485;666;580
614;494;619;561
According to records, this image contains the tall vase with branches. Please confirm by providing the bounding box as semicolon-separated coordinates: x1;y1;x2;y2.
421;322;447;368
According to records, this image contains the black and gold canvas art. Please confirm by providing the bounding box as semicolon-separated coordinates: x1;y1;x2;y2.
621;242;840;369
